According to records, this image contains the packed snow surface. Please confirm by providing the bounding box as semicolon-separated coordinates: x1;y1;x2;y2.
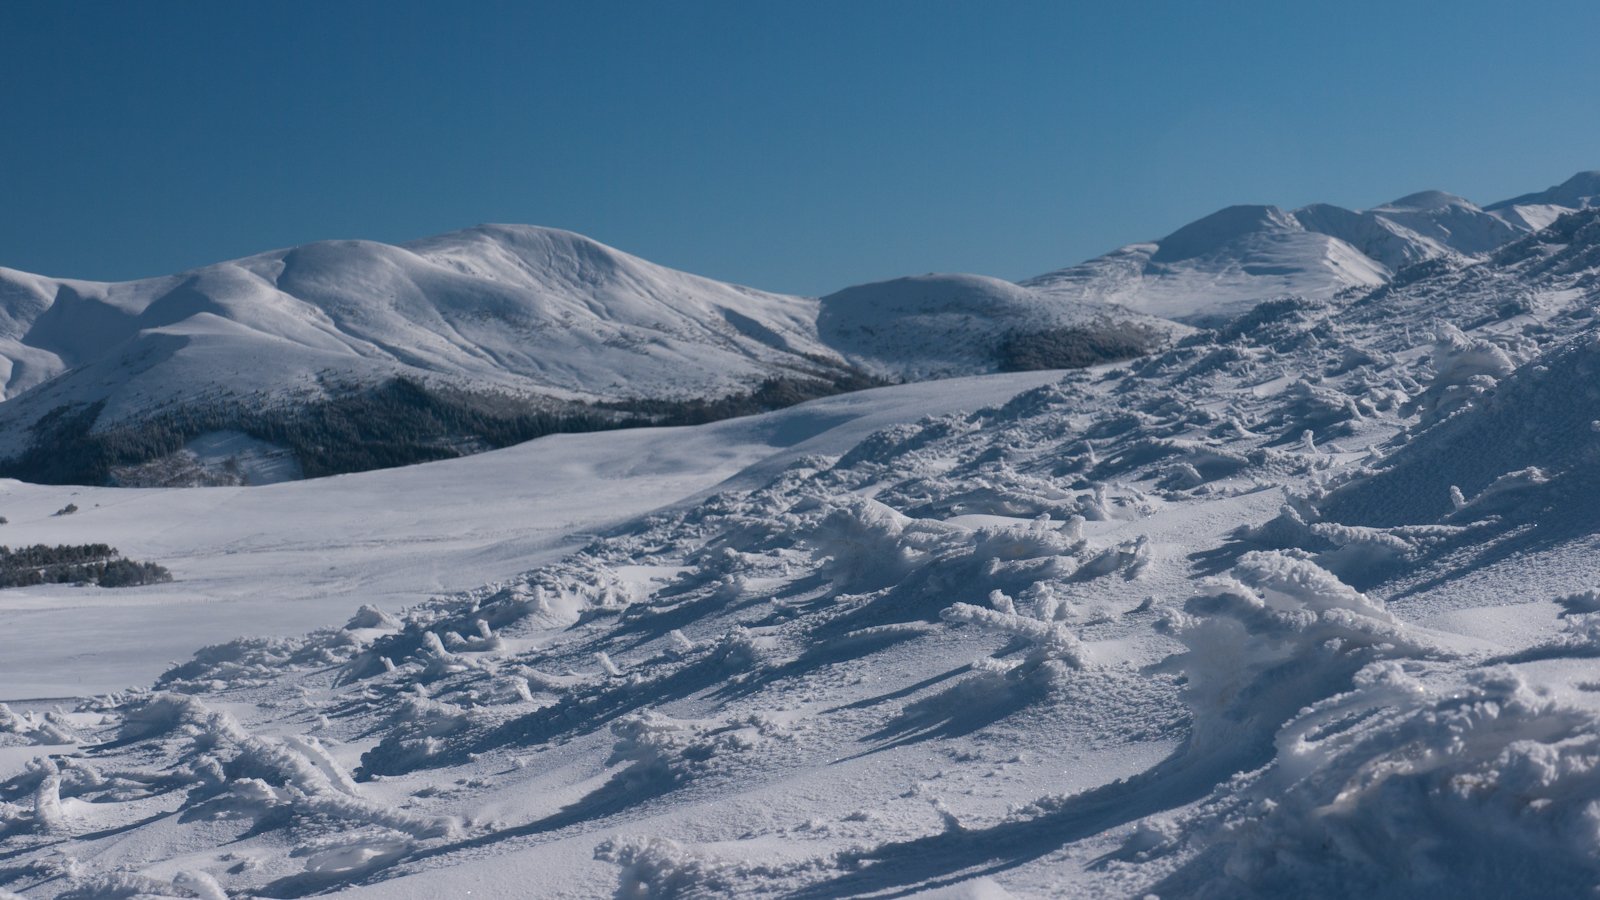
11;199;1600;898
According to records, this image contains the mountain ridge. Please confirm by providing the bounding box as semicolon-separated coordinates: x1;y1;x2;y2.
1024;170;1600;322
17;176;1600;898
2;171;1597;485
0;224;1161;484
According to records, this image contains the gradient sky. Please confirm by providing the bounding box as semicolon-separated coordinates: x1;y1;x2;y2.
4;1;1599;295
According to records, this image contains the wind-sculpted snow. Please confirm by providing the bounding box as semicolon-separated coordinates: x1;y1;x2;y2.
13;202;1600;896
1323;316;1600;540
1143;660;1600;897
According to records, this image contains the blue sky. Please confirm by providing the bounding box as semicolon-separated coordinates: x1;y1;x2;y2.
4;1;1598;294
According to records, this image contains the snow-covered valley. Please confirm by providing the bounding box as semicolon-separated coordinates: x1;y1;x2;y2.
9;188;1600;897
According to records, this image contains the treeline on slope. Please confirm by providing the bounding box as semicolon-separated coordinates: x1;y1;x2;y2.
995;322;1168;372
600;361;888;425
0;381;605;485
0;327;1164;488
0;543;172;588
0;366;889;486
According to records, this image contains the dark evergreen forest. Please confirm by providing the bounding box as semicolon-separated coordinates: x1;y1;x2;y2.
0;543;172;588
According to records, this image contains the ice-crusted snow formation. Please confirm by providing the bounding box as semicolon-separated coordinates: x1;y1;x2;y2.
1141;663;1600;898
11;204;1600;896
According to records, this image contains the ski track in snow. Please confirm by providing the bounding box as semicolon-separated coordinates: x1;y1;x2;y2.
9;210;1600;897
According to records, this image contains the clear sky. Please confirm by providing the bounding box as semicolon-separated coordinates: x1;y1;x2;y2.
4;1;1598;295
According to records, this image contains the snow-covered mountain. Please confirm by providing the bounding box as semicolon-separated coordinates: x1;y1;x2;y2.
818;272;1184;380
1486;169;1600;230
1024;170;1600;322
0;225;848;446
0;226;1177;485
11;188;1600;896
5;171;1595;487
0;224;881;485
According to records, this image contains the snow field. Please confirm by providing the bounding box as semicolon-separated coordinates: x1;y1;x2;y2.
9;193;1600;898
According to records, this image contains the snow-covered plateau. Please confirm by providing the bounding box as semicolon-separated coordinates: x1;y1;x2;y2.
7;178;1600;897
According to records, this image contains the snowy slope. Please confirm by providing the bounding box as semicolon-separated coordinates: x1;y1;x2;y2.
0;225;842;437
13;188;1600;899
1025;205;1391;322
0;370;1068;699
1486;169;1600;230
0;228;1183;485
818;272;1186;379
1025;172;1600;322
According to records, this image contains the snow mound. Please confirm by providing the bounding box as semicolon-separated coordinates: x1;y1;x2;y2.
1158;551;1435;763
819;273;1179;378
1151;665;1600;898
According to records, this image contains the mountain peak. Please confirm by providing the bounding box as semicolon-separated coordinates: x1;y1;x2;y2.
1378;190;1474;211
1552;170;1600;202
426;222;587;244
1151;204;1298;263
1486;169;1600;212
402;222;615;259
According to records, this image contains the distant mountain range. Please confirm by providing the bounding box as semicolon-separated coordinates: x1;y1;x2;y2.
0;228;1161;485
0;225;885;485
1024;170;1600;321
1;170;1596;485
